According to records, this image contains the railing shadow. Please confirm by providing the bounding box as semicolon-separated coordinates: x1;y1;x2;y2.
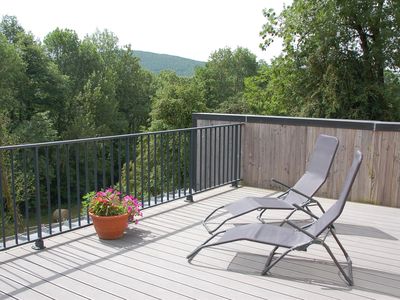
0;186;240;299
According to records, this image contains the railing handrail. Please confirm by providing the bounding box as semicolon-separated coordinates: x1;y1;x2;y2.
0;123;244;151
0;122;243;250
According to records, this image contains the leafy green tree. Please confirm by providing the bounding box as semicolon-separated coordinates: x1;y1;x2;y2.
195;47;258;110
258;0;400;120
67;70;127;138
15;32;70;134
0;15;24;43
114;46;154;132
150;71;206;130
0;33;26;122
14;111;59;143
44;28;80;91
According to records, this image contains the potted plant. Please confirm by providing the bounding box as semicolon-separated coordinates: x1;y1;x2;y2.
83;188;142;239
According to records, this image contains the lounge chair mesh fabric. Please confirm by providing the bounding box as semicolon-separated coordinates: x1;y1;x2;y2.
203;134;339;233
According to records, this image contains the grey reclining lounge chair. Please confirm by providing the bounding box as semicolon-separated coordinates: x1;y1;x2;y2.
203;134;339;234
188;150;362;286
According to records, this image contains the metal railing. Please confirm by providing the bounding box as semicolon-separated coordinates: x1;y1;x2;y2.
0;123;242;250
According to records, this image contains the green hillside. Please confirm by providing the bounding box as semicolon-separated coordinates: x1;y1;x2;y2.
133;50;205;77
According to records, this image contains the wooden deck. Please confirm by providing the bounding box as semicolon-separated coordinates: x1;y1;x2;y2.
1;186;400;299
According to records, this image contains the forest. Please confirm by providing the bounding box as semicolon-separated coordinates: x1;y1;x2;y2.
0;0;399;237
1;0;400;148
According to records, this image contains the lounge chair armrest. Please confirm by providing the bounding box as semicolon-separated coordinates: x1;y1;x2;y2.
273;178;319;206
292;203;319;220
271;178;291;190
286;220;317;239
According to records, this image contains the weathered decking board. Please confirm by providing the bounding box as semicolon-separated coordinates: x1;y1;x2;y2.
1;186;400;299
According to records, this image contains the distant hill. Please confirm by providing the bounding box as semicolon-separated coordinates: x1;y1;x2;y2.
133;50;205;77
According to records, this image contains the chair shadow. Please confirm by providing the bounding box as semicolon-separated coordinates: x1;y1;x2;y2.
228;252;400;298
333;223;398;240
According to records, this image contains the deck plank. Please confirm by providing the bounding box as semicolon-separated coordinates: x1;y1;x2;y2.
1;186;400;299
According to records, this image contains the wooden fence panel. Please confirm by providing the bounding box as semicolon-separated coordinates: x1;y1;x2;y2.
194;113;400;208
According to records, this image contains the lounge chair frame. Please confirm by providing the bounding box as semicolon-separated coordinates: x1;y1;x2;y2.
203;134;339;234
188;151;362;286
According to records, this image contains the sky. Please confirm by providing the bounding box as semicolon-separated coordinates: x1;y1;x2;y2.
2;0;291;62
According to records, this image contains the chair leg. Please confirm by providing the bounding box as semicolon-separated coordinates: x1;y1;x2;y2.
315;201;326;213
264;245;279;267
321;236;353;286
187;230;226;262
203;205;227;234
257;209;267;223
262;247;293;275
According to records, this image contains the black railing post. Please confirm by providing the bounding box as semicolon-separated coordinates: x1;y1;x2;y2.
0;154;6;249
186;128;195;202
231;124;240;188
32;147;45;250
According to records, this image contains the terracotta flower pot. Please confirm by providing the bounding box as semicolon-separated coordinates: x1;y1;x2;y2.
90;212;129;240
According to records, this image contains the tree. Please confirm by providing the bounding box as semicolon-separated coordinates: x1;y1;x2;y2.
44;28;80;91
258;0;400;120
0;15;24;43
150;71;206;130
114;46;154;132
0;33;26;121
195;47;258;111
66;70;127;138
15;32;70;134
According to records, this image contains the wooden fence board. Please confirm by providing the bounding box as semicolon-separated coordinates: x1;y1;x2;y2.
194;114;400;208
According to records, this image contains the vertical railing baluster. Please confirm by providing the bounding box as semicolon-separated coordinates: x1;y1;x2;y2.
177;131;181;198
110;141;114;186
45;147;52;234
140;135;144;206
147;134;151;206
117;140;122;194
133;137;137;198
183;131;187;196
102;142;106;188
187;129;194;201
227;126;231;183
199;128;203;191
204;128;208;189
213;127;217;188
222;126;226;184
84;143;89;223
10;150;18;244
125;138;130;195
153;134;157;204
94;142;98;192
171;133;175;199
234;125;239;185
0;152;5;249
165;133;169;201
209;128;212;189
66;145;71;229
56;146;62;231
218;126;222;185
23;150;29;240
238;125;242;179
33;147;44;249
75;144;81;226
230;125;233;182
160;133;164;203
